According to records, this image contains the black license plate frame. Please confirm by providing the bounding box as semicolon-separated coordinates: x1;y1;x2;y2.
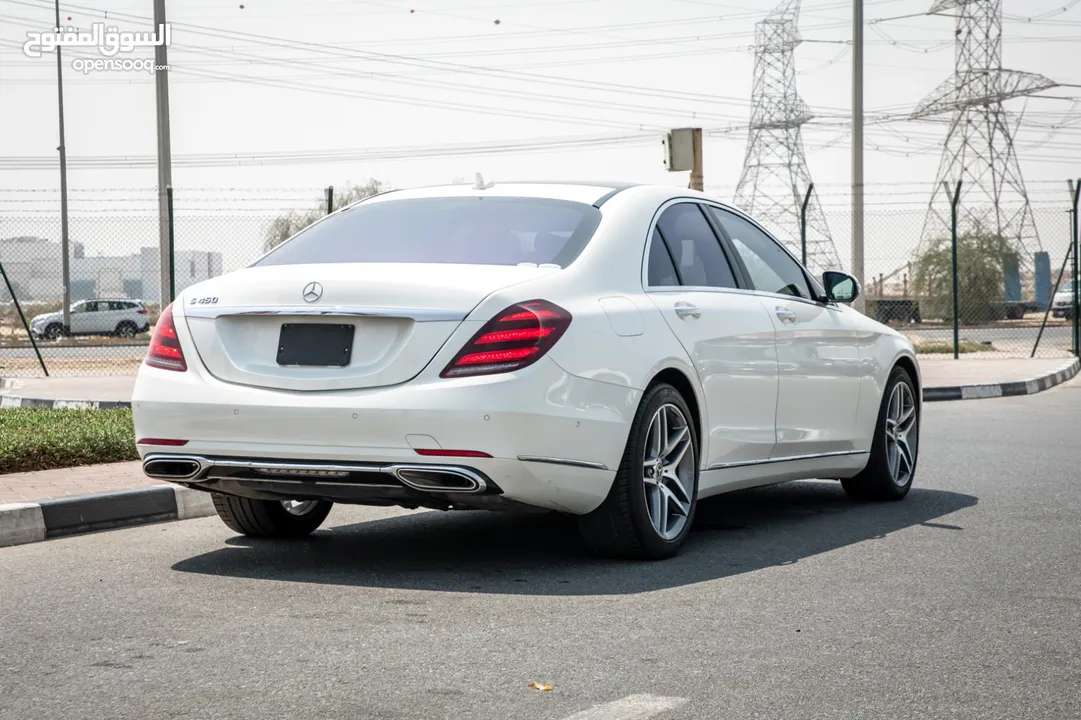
276;323;355;367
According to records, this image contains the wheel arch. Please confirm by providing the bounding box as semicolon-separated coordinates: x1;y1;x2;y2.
891;352;922;402
645;365;705;460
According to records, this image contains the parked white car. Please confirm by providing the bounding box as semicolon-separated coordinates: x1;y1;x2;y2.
31;298;151;340
134;181;921;559
1051;281;1076;319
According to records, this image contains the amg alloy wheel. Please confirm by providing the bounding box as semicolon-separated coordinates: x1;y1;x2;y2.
642;403;695;541
577;382;699;560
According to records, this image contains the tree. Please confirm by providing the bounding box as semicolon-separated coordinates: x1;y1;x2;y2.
912;222;1021;325
263;179;389;253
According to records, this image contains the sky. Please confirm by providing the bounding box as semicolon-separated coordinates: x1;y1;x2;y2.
1;0;1080;276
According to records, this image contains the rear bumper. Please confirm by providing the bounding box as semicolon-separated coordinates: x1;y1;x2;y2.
131;356;637;514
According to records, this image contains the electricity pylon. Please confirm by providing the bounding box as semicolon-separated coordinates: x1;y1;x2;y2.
734;0;841;274
912;0;1057;257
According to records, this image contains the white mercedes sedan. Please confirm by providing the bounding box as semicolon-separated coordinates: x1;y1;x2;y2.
134;180;921;560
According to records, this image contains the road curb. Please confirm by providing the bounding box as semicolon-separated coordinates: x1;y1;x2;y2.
0;485;215;549
922;357;1080;402
0;396;132;409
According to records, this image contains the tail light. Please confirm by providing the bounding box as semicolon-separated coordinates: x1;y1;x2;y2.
145;303;187;372
137;308;148;315
441;299;571;378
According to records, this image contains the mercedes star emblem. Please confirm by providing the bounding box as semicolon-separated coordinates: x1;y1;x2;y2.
302;282;323;303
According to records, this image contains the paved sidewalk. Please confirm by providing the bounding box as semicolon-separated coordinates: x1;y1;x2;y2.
916;356;1075;387
0;375;134;405
0;462;159;505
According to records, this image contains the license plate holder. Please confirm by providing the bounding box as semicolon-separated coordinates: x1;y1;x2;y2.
276;323;355;367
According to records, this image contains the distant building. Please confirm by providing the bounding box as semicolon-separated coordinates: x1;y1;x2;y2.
0;237;61;300
0;236;223;303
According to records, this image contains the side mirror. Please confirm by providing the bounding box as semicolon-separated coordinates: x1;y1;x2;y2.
822;271;860;304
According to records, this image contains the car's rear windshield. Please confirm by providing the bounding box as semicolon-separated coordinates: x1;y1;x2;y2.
253;196;603;268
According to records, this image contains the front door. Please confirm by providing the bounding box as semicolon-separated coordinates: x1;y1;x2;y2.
707;206;864;459
644;202;779;469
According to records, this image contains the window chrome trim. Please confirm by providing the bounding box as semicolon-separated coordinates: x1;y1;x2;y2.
706;449;868;471
642;283;838;311
183;305;467;322
640;196;746;294
640;197;842;312
701;200;834;302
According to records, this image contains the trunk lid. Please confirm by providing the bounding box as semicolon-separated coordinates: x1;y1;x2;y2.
181;262;556;391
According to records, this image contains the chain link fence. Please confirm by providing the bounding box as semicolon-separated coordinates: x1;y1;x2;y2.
795;196;1080;360
2;183;1079;377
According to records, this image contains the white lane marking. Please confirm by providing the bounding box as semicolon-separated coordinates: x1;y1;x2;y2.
559;694;690;720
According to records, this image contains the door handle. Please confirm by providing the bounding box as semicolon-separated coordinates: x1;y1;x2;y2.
674;302;701;319
775;307;798;324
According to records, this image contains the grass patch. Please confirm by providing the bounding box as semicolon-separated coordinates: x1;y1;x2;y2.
915;340;994;354
0;407;137;475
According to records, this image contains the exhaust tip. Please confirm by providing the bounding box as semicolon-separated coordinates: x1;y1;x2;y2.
395;467;485;494
143;457;202;481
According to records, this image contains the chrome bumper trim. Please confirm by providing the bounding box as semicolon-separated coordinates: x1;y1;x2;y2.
707;449;868;471
141;453;489;493
517;455;609;471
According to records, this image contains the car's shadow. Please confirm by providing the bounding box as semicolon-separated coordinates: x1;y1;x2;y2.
171;481;976;595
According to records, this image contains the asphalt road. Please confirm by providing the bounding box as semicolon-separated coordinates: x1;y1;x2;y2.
3;382;1080;720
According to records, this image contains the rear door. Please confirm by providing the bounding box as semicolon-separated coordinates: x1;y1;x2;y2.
644;201;779;469
707;206;864;458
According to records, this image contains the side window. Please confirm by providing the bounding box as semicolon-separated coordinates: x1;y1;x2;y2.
708;208;811;299
646;228;680;286
655;203;737;289
83;301;100;312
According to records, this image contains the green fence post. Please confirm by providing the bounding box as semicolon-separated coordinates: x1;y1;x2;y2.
166;186;176;303
800;184;813;268
1071;179;1080;357
326;186;334;215
0;260;48;377
945;180;962;360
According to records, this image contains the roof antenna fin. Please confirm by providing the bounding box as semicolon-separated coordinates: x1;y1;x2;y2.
473;172;495;190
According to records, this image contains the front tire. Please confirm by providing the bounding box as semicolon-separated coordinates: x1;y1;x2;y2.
211;494;332;538
842;366;919;501
577;383;699;560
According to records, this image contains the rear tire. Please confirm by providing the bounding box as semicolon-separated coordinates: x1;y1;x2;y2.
576;382;699;560
115;321;138;339
842;366;919;502
211;494;333;538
